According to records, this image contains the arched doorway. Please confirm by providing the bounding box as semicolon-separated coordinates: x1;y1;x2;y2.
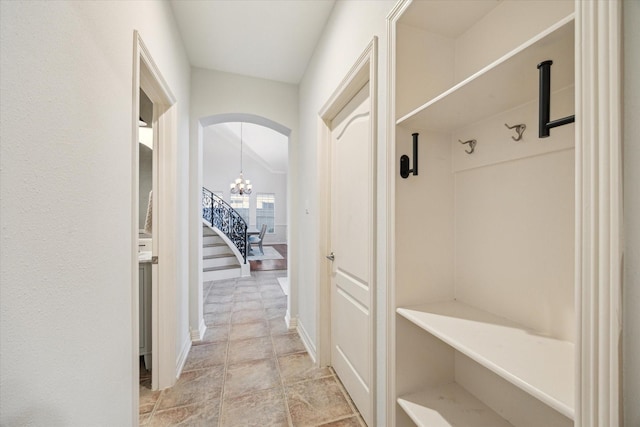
189;113;296;344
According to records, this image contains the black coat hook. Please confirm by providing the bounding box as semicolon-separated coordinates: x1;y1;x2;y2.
537;60;575;138
400;133;419;178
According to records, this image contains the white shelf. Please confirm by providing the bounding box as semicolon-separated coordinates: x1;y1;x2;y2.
396;300;574;419
398;382;513;427
397;15;574;132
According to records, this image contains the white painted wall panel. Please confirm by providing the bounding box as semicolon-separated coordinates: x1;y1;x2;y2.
452;87;575;341
454;0;574;83
0;1;191;424
395;128;455;307
396;25;455;120
454;149;575;341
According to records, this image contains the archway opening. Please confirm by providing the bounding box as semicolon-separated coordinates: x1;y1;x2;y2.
189;113;295;344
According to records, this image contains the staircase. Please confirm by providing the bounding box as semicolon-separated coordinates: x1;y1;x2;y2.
201;187;251;282
202;226;245;281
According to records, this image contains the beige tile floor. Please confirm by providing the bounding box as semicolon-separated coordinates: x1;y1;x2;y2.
140;271;366;427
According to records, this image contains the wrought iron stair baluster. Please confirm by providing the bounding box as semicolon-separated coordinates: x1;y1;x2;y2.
202;187;248;263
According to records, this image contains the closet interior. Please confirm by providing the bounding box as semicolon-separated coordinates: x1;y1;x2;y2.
392;1;576;425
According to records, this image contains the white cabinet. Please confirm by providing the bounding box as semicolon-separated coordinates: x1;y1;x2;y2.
390;1;577;425
139;262;151;370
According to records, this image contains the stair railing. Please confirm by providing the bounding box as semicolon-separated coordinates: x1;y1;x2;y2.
202;187;248;263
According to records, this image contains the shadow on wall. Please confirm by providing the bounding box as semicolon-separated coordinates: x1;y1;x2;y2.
139;143;152;230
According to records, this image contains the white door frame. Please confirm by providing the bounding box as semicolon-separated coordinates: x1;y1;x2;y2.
384;1;624;424
575;1;623;425
317;37;378;423
131;31;178;416
384;3;411;424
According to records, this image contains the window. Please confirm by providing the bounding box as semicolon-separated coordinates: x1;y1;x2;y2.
256;193;275;233
229;194;249;224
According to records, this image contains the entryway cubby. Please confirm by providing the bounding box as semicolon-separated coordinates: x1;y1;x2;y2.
390;1;577;425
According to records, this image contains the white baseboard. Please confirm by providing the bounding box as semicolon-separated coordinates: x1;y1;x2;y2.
285;309;297;330
190;319;206;342
296;320;317;365
277;276;289;296
175;335;192;379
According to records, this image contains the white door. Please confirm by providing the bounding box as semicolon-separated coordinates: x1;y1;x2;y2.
329;82;374;426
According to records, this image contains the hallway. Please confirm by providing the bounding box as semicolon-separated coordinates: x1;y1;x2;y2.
140;270;365;426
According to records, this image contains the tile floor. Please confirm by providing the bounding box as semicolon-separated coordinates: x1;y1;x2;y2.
140;270;366;426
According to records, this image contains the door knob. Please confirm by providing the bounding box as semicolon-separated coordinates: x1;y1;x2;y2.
326;252;335;261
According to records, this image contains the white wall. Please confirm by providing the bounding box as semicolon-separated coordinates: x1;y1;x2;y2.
624;0;640;424
190;68;299;127
296;1;396;424
0;1;191;425
203;125;288;244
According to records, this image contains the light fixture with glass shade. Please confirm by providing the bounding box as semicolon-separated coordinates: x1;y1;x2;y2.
230;123;252;195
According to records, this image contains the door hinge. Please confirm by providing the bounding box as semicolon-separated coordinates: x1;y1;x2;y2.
326;252;335;261
152;256;158;264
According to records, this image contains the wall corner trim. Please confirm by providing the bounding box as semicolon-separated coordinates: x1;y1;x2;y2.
190;320;207;342
296;320;317;365
176;336;192;380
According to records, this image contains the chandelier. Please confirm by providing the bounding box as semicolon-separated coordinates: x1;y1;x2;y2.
229;123;252;195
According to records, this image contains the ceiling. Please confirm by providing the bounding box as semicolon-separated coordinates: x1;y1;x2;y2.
400;0;501;37
170;1;334;172
169;0;336;84
215;122;288;174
